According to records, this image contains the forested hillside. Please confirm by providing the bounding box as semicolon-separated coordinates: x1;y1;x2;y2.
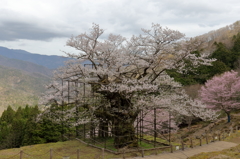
0;65;50;113
168;21;240;86
0;47;89;113
198;21;240;51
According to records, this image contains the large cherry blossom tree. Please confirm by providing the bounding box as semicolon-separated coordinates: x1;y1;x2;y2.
199;70;240;122
41;24;215;148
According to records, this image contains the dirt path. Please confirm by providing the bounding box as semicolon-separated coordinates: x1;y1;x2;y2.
126;141;238;159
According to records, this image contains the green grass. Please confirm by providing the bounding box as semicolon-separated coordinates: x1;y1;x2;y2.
143;135;169;144
86;137;165;152
2;119;240;158
0;139;172;159
0;140;116;159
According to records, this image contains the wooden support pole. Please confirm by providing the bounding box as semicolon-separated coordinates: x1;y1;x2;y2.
190;138;193;148
50;149;53;159
199;138;202;146
102;148;105;159
181;140;184;151
141;149;144;157
104;138;106;149
20;150;23;159
154;108;156;148
205;130;208;144
122;149;125;159
206;135;208;144
170;145;173;153
77;149;80;159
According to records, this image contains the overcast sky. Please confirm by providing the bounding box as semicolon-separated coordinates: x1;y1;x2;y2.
0;0;239;56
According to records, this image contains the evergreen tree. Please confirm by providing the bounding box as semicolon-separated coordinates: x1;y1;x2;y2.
0;106;15;124
231;33;240;68
232;33;240;53
22;106;45;145
0;121;10;147
10;118;26;148
166;51;228;85
211;42;234;68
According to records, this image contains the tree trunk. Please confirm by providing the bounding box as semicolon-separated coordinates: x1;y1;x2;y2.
226;112;231;123
103;92;139;148
98;121;108;138
112;118;137;149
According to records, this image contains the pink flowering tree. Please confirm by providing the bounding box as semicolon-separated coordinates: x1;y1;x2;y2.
41;24;215;148
199;71;240;122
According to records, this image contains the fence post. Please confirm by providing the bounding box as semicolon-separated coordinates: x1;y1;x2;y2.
181;140;184;151
50;149;53;159
141;149;144;157
122;149;125;159
102;148;105;159
77;149;80;159
205;130;208;144
190;138;193;148
199;137;202;146
20;150;23;159
206;134;208;144
170;144;173;153
104;139;106;149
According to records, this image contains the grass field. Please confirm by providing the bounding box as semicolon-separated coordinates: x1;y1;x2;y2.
0;132;240;159
0;139;172;159
2;114;240;158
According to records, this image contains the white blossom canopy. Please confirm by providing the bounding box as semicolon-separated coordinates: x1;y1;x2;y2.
40;23;217;126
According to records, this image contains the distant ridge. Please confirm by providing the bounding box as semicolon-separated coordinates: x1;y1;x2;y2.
0;46;70;69
0;55;52;77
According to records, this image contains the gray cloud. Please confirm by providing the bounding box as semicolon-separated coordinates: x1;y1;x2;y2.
0;21;70;41
1;0;239;41
0;0;239;55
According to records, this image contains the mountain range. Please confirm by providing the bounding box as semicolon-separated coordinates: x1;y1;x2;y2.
0;46;72;113
0;46;70;69
0;46;94;113
0;55;52;77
